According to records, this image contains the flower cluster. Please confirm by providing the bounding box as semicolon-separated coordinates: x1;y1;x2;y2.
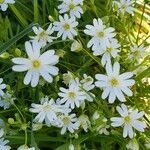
0;0;149;149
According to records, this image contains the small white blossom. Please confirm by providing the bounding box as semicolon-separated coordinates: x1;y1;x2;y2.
58;0;84;18
94;39;120;66
145;138;150;149
30;24;57;47
68;144;75;150
113;0;134;14
95;62;135;103
71;40;82;52
84;18;116;51
57;113;79;134
118;0;134;14
0;78;6;97
17;145;35;150
53;14;78;40
97;117;110;135
128;44;148;64
0;92;15;109
12;41;59;87
81;74;95;91
111;104;146;138
30;97;71;126
76;114;91;132
63;71;74;85
0;129;11;150
58;81;86;109
126;139;139;150
0;0;15;11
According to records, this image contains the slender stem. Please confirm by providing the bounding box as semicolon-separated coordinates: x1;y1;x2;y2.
13;103;25;122
136;2;146;44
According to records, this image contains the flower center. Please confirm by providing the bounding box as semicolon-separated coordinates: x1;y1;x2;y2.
107;47;112;53
122;4;127;9
0;0;4;4
85;77;92;82
124;116;132;124
69;3;75;10
39;31;46;37
98;31;104;38
133;50;140;57
68;91;76;99
63;117;70;125
110;78;119;87
43;105;51;112
32;60;41;69
63;23;70;31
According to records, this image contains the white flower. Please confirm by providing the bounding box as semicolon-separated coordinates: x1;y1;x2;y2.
12;41;59;87
57;113;79;134
0;92;15;109
84;18;116;51
93;111;100;120
126;139;139;150
80;74;95;91
111;104;146;138
145;138;150;149
0;78;6;97
58;0;83;18
96;117;110;135
118;0;134;14
30;24;57;47
63;71;74;85
76;114;91;132
0;0;15;11
95;62;135;103
71;40;82;52
68;144;75;150
53;14;78;40
17;145;35;150
128;44;148;63
30;97;70;126
58;81;86;109
93;39;120;66
0;129;11;150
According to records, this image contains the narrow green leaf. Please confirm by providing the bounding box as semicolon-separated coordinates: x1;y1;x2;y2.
135;67;150;81
10;5;28;27
0;23;38;54
34;0;39;23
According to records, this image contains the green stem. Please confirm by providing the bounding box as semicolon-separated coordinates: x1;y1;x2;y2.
136;2;146;44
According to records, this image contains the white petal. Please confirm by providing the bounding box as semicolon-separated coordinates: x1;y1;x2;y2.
24;70;32;85
114;88;126;102
113;62;120;76
12;65;29;72
25;41;34;59
12;58;30;65
108;89;116;103
101;88;110;99
31;71;40;87
132;120;146;132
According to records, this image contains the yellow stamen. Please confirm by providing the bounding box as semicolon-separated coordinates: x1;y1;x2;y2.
110;78;119;87
63;23;70;30
69;3;75;10
63;117;70;125
32;60;41;69
68;92;76;99
124;116;131;124
98;31;104;38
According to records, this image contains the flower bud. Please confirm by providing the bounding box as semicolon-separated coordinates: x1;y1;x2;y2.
8;118;15;125
15;48;22;56
0;52;9;59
